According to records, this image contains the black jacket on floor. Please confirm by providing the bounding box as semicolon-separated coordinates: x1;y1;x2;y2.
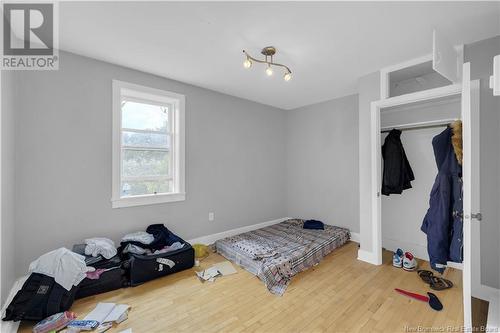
381;129;415;195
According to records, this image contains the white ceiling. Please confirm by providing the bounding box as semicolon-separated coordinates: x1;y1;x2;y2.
56;1;499;110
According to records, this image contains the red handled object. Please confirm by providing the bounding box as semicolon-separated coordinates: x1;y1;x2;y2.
394;288;443;311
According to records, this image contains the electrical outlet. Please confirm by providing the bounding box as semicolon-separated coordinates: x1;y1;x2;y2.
208;212;215;222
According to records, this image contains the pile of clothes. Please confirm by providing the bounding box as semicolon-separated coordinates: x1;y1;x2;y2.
29;247;92;291
119;224;185;256
3;223;190;324
4;247;96;322
72;238;117;266
29;242;122;292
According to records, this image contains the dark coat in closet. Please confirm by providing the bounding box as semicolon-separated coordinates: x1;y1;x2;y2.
381;129;415;196
421;124;463;273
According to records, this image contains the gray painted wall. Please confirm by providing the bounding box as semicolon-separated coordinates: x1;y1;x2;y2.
286;95;359;232
465;36;500;289
12;51;287;276
1;71;17;304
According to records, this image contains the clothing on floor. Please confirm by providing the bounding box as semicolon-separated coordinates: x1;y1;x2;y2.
146;224;183;250
421;124;463;273
303;220;325;230
86;268;109;280
381;129;415;195
72;243;86;255
72;244;105;266
29;248;93;291
121;231;154;245
121;224;183;252
153;242;184;254
122;244;151;255
85;238;117;259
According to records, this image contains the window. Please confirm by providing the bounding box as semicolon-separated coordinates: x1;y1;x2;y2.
112;80;185;208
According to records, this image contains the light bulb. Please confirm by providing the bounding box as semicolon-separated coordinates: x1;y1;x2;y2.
265;65;273;76
283;72;292;81
243;58;252;69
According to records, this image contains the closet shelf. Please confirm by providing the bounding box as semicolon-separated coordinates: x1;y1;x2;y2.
381;118;458;133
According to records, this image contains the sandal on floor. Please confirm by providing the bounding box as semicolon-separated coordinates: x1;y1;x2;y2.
429;276;454;290
417;270;453;290
417;270;434;283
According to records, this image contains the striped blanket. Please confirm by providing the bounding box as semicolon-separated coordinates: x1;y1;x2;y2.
215;219;350;296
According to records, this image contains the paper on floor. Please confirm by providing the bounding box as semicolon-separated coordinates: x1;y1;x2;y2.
195;261;237;282
84;302;130;324
211;261;237;276
118;329;132;333
105;304;130;323
196;266;221;282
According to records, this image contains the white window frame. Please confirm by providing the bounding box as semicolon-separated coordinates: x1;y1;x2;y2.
112;80;185;208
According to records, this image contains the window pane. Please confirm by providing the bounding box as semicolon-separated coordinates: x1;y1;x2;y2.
122;100;169;132
121;179;172;197
122;149;169;177
122;131;170;149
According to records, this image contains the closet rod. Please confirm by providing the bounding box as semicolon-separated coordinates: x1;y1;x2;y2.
380;118;457;133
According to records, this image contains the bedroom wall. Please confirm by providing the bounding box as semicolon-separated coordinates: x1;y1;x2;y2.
12;51;287;276
464;35;500;289
1;71;17;304
380;98;461;261
286;94;359;233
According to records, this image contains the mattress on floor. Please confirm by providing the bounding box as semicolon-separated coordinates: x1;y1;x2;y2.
215;219;350;296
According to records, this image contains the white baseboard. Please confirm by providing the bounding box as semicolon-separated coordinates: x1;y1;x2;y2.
382;237;462;270
350;232;360;243
382;237;428;261
447;261;463;270
357;249;379;265
188;217;291;245
487;290;500;330
474;283;500;302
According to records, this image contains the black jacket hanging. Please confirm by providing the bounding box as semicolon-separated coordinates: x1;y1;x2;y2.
381;129;415;195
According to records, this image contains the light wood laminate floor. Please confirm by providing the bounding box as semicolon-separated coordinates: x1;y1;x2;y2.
19;242;463;332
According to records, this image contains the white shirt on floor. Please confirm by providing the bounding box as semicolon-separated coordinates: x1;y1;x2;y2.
29;247;93;291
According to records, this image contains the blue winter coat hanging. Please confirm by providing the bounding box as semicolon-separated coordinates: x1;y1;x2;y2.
421;121;463;273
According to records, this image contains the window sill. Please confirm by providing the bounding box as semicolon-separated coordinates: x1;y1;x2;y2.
111;192;186;208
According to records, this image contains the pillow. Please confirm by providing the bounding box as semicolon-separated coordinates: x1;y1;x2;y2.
303;220;324;230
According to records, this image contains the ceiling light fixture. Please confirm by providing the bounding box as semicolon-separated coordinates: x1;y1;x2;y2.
243;46;292;81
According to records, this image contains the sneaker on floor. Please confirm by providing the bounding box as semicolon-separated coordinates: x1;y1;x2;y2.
392;248;404;268
403;252;418;271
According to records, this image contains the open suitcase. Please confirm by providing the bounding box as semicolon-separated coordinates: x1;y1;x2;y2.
126;242;195;286
75;267;126;300
75;255;127;299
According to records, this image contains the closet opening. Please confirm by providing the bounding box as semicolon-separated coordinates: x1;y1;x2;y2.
379;95;461;268
367;83;466;267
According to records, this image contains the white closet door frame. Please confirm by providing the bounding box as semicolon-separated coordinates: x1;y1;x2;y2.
367;83;462;265
462;63;482;330
365;78;480;329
